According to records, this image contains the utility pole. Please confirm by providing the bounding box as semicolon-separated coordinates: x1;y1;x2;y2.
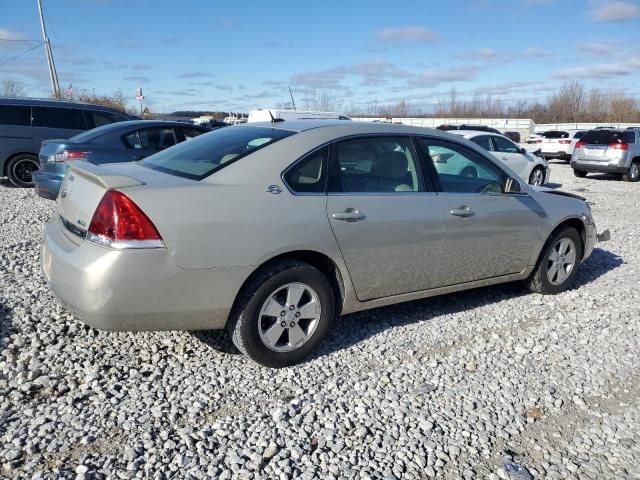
288;86;296;110
37;0;61;98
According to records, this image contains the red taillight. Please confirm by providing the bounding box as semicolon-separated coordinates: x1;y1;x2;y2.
575;141;586;149
87;190;164;249
51;150;90;163
609;143;629;150
559;139;571;144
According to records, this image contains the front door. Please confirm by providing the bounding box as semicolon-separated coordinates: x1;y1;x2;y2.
418;137;542;286
326;136;447;301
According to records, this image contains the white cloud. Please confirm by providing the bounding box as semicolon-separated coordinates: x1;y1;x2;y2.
375;27;437;44
588;1;640;22
290;60;411;89
454;48;513;62
576;41;619;55
0;28;25;41
524;47;552;58
408;65;480;88
553;57;640;79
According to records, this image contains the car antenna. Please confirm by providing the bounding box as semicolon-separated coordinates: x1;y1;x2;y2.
268;110;284;123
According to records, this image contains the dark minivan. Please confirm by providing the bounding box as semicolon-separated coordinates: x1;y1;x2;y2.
0;97;135;187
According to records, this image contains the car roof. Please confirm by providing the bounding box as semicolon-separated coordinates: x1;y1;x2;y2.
237;120;458;137
451;130;500;138
0;96;133;114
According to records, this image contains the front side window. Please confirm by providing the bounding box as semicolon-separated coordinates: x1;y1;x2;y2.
420;138;505;194
33;107;86;130
123;127;177;150
0;105;31;126
492;135;520;153
284;146;328;193
330;136;423;193
470;135;493;151
141;125;295;180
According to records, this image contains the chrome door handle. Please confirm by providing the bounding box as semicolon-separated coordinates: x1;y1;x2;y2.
450;206;474;218
332;209;366;222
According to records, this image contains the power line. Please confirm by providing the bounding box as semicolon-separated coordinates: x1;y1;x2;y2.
0;43;43;68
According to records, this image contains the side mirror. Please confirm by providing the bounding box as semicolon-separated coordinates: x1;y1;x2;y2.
519;147;527;155
505;177;523;194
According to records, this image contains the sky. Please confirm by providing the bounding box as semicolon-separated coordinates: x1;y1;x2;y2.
1;0;639;114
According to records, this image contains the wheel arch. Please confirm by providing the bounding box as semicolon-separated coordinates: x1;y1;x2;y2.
227;250;346;328
538;217;587;265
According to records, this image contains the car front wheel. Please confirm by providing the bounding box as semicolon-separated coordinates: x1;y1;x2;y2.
528;166;545;186
228;261;335;368
525;227;583;295
573;169;587;178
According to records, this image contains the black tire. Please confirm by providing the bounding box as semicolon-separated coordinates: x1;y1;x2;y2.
573;169;587;178
7;154;39;188
525;227;583;295
227;260;335;368
528;166;545;186
621;160;640;182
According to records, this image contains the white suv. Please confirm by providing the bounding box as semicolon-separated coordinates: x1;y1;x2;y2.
537;130;586;161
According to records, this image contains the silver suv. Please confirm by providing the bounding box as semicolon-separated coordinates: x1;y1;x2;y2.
571;128;640;182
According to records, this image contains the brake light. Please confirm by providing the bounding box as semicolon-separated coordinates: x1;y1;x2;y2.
609;143;629;150
50;150;90;163
87;190;164;249
559;139;571;144
575;141;586;149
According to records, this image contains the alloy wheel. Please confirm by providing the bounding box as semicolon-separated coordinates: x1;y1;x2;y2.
530;167;544;186
547;237;576;285
12;158;39;185
258;282;321;352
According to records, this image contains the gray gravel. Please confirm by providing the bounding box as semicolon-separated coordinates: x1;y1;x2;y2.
1;162;639;479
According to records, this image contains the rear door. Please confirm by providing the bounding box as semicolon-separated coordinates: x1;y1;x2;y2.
32;106;87;147
418;137;541;286
122;126;178;161
326;135;447;301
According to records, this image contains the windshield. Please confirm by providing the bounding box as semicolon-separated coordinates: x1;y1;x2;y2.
580;130;634;145
141;126;296;179
542;131;569;139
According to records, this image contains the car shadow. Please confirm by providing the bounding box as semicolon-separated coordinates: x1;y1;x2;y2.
583;173;623;182
544;182;563;189
193;247;622;362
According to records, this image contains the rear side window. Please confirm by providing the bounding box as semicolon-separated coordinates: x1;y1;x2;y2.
581;130;634;144
123;127;177;150
284;146;328;193
141;126;295;180
33;107;86;130
0;105;31;126
542;131;569;139
470;135;493;151
89;110;126;128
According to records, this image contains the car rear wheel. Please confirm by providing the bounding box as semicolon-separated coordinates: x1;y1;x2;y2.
573;169;587;178
622;160;640;182
7;154;40;188
228;260;335;368
525;226;582;295
528;166;545;186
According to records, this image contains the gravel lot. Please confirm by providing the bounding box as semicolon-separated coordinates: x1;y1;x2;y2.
1;161;638;479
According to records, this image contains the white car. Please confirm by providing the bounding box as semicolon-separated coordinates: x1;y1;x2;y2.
537;130;586;161
451;130;550;186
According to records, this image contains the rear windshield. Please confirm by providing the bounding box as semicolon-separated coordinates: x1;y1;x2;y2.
141;126;296;179
580;130;635;145
542;131;569;139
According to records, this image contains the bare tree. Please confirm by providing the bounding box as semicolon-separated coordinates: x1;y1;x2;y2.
1;78;27;97
547;81;586;122
75;90;130;113
301;89;344;112
608;96;638;123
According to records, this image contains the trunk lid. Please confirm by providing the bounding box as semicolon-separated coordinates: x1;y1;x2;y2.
39;139;67;169
56;161;195;244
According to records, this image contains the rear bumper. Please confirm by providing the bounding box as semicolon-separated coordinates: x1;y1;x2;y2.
40;217;253;331
570;160;628;174
32;171;63;200
542;150;570;159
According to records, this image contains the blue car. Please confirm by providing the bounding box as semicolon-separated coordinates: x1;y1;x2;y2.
33;120;210;200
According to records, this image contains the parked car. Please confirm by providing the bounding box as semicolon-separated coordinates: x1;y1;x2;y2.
451;130;550;186
0;97;135;187
41;121;600;367
458;124;502;135
33;120;209;200
537;130;586;161
571;128;640;182
199;121;229;129
436;124;460;131
526;133;544;144
504;131;521;143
